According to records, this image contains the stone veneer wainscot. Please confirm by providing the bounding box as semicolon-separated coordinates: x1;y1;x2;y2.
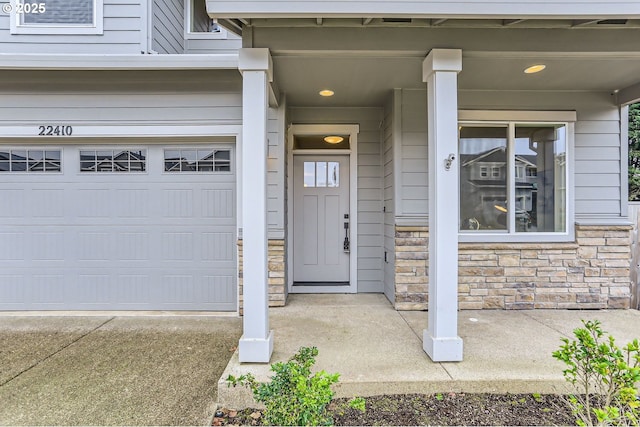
394;225;632;310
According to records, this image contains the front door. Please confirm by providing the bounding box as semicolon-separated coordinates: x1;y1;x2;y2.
293;155;350;285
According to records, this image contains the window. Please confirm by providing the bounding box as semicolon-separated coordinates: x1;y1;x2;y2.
185;0;227;39
303;161;339;188
479;166;488;178
459;122;568;236
10;0;104;34
80;149;146;172
0;149;61;172
164;149;231;172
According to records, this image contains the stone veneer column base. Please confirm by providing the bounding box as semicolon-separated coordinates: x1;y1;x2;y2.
394;224;632;310
238;239;287;314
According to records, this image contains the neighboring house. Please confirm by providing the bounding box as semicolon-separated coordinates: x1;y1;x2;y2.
1;0;639;362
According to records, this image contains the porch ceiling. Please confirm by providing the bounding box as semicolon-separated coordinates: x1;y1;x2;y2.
273;52;640;107
229;22;640;107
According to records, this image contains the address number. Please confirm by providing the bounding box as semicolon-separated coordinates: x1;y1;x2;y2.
38;125;73;136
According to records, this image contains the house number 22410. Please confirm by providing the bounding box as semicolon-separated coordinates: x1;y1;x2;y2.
38;125;73;136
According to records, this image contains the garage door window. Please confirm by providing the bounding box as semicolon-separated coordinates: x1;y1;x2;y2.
164;149;231;172
80;149;146;172
0;149;61;172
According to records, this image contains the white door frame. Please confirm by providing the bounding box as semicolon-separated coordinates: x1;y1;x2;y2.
287;124;359;294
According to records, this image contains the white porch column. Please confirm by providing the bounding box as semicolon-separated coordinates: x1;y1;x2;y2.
238;48;274;363
422;49;464;362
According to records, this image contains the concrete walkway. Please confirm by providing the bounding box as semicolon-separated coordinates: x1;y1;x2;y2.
0;315;241;426
219;294;640;409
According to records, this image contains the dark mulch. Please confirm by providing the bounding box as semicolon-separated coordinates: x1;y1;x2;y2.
213;393;575;426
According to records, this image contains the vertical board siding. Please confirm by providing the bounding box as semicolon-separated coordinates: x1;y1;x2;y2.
152;0;184;54
289;107;384;293
383;94;395;303
0;0;143;53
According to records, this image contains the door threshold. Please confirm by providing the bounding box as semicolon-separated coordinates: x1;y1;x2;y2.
290;282;355;294
293;281;350;287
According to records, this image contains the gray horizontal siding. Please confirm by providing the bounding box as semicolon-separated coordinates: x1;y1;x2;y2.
267;107;285;237
289;107;384;293
396;89;624;224
459;90;624;221
0;0;143;54
0;70;241;125
399;89;428;218
152;0;184;54
383;94;395;303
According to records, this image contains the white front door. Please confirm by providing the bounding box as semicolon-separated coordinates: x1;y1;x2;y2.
293;155;350;284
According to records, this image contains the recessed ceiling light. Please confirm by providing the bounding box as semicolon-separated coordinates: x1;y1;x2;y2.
524;64;546;74
319;89;335;97
324;136;344;144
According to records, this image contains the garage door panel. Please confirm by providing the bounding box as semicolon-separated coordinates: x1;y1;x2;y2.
0;189;25;218
76;189;112;219
201;188;234;218
201;232;235;261
0;232;24;261
116;189;151;218
0;144;237;311
0;275;24;305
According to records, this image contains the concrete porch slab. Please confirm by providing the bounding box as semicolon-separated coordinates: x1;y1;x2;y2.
218;294;640;409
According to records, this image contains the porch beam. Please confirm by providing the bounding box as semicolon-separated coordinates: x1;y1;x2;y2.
422;48;464;362
238;48;274;363
617;81;640;106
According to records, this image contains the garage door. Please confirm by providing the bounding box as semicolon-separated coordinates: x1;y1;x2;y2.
0;144;237;311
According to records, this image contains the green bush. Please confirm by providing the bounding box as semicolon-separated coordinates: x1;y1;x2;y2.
552;320;640;426
227;346;341;426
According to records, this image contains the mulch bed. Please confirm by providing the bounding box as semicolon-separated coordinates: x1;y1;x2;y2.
213;393;575;426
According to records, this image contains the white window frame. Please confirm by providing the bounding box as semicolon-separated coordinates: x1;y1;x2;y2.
9;0;104;35
458;110;576;243
183;0;228;40
0;146;63;173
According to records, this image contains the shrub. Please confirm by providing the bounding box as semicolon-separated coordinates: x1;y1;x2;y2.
552;319;640;426
227;346;340;426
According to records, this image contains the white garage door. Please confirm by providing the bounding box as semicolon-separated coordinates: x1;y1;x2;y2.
0;144;237;311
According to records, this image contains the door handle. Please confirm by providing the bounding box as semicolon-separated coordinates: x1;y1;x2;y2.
343;214;350;252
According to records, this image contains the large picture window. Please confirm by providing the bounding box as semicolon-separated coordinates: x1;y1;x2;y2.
459;122;568;236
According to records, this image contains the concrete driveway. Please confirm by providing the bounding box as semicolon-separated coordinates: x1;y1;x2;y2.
0;315;241;426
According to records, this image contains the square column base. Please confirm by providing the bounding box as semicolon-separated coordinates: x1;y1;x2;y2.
423;330;463;362
238;330;274;363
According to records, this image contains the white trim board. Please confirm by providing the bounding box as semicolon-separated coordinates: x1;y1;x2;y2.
206;1;640;19
0;125;242;138
0;54;239;70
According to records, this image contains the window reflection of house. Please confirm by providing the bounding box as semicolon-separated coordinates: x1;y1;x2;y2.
0;150;61;172
461;147;537;231
80;150;146;172
163;149;231;172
